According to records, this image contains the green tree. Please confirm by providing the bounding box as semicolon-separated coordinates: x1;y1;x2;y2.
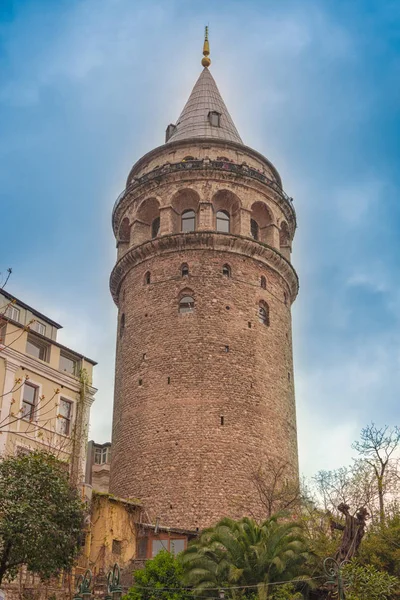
0;450;85;585
359;511;400;577
181;515;310;599
124;550;188;600
343;561;399;600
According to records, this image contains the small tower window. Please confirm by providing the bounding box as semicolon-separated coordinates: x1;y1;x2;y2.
251;219;259;241
222;264;231;277
119;313;125;338
181;263;189;277
258;301;270;326
208;111;221;127
144;271;151;285
216;210;230;233
261;276;267;290
181;210;196;233
179;295;195;314
151;217;160;239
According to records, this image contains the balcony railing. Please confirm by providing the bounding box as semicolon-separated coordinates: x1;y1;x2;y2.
112;159;295;221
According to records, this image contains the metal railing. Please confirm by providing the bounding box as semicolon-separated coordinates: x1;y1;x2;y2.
112;159;295;221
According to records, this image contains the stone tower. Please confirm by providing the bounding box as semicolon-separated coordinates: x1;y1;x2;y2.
109;35;299;530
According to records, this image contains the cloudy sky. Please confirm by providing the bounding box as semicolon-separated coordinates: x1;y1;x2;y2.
1;0;400;477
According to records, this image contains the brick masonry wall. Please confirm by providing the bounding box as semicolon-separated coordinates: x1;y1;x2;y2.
109;246;298;530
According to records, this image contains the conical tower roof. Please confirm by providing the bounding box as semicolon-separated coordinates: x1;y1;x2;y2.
166;67;243;145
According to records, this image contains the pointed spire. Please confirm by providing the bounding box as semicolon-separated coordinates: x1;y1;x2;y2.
201;26;211;68
166;28;243;145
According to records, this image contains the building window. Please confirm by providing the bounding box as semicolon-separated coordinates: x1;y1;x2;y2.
137;538;148;559
58;398;72;436
181;210;196;232
179;295;194;314
59;352;77;375
33;321;46;336
94;446;111;465
151;217;160;239
5;305;20;322
258;301;270;326
182;156;195;161
170;539;185;555
181;263;189;277
208;111;221;127
119;313;125;338
112;539;122;555
222;264;231;277
251;219;259;240
22;383;38;421
145;271;151;285
26;334;49;362
261;276;267;290
216;210;230;233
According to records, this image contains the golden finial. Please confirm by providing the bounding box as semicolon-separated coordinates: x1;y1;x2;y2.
201;26;211;68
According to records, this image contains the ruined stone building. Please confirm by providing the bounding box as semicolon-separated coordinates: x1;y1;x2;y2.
109;32;299;532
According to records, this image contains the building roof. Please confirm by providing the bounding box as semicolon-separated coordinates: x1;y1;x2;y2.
166;67;243;145
0;289;62;329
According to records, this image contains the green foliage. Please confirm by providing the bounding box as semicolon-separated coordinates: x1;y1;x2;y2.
0;450;85;585
181;515;310;599
359;511;400;577
124;550;188;600
269;584;303;599
343;560;399;600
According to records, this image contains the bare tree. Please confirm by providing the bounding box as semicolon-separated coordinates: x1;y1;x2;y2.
250;457;301;518
352;423;400;525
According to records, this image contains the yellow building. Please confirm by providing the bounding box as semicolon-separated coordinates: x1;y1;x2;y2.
0;289;97;483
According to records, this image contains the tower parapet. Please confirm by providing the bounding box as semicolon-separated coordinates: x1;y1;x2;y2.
109;37;299;530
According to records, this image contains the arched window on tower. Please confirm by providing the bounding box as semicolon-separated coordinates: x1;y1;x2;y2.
181;210;196;232
144;271;151;285
222;264;231;277
179;295;195;314
250;219;259;241
258;301;270;326
260;276;267;290
216;210;230;233
151;217;160;239
119;313;125;338
181;263;189;277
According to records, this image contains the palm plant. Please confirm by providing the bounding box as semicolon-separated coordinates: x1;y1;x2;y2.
180;515;311;599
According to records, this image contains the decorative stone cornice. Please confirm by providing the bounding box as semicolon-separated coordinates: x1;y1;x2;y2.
1;345;97;397
110;232;299;305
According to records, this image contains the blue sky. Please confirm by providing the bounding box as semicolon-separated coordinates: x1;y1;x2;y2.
1;0;400;476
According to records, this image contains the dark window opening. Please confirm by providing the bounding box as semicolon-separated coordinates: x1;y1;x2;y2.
139;379;143;386
248;322;252;328
179;295;194;314
222;264;231;277
216;210;230;233
137;538;148;559
258;301;270;326
181;263;189;277
145;272;151;285
119;313;125;338
143;353;147;360
220;416;224;426
251;219;259;240
112;539;122;555
208;111;221;127
151;217;160;239
225;345;229;353
181;210;196;232
226;306;230;310
261;276;267;290
167;377;171;384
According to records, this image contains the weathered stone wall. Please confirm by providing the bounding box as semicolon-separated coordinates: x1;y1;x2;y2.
109;139;299;530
